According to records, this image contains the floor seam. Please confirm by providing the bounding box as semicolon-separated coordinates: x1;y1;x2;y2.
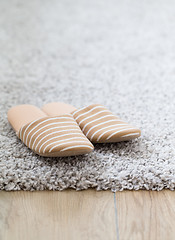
114;192;120;240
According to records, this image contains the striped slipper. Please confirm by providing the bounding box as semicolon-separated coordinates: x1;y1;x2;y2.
42;103;141;143
8;105;94;157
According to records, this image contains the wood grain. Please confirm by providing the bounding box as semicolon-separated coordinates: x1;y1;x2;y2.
0;190;116;240
116;190;175;240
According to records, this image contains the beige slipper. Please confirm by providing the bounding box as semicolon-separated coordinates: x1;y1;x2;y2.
7;105;94;157
42;102;141;143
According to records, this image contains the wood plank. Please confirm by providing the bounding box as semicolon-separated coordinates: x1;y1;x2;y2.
116;190;175;240
0;190;116;240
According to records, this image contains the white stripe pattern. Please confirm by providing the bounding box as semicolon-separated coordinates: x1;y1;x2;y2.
82;115;115;132
78;110;110;125
72;104;141;143
28;122;78;148
42;137;87;153
22;116;73;143
35;132;83;152
74;106;105;121
120;133;140;138
60;145;93;152
26;117;75;146
90;124;129;141
106;128;138;140
99;127;136;141
31;125;79;149
48;140;90;153
85;119;125;137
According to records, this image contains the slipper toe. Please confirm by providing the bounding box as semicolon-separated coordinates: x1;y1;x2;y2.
17;114;94;157
72;104;141;143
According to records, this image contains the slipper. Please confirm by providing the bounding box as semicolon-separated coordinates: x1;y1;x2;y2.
7;105;94;157
42;102;141;143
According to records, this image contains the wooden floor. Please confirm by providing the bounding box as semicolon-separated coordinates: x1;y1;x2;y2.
0;190;175;240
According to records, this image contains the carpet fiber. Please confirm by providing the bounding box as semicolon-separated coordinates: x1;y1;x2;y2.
0;0;175;191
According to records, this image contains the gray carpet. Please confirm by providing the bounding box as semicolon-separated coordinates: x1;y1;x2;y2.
0;0;175;191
